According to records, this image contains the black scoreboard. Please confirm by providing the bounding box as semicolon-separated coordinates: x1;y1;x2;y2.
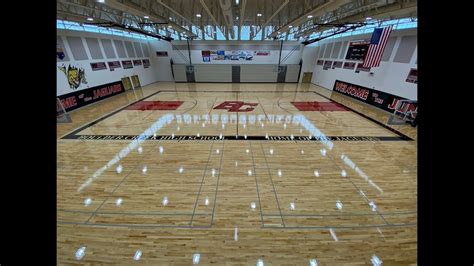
345;40;369;61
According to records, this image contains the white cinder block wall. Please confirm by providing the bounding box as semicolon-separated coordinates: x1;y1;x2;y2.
299;46;319;82
148;40;174;81
304;28;417;100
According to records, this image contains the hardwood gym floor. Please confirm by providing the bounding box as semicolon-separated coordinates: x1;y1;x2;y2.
57;82;417;265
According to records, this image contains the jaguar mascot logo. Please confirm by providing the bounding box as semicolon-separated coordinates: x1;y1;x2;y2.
58;64;87;90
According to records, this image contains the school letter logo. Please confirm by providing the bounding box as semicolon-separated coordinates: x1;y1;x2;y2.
213;101;258;112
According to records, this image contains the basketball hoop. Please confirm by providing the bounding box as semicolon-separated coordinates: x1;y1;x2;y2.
57;98;72;123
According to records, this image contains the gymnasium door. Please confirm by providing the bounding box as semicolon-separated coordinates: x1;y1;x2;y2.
302;72;312;83
277;66;287;83
186;65;196;82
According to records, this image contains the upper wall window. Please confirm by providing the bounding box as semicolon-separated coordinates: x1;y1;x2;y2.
241;26;250;40
57;20;153;40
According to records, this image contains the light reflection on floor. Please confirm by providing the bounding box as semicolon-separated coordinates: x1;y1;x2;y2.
57;83;417;264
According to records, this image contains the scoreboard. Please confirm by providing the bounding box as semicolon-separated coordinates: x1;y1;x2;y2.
345;40;369;61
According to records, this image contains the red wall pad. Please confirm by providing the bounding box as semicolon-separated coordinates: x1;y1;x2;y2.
291;102;349;111
126;101;184;111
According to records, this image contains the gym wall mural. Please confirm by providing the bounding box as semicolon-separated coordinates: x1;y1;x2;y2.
58;64;88;90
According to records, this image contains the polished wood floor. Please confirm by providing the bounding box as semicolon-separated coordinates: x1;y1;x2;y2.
57;82;417;265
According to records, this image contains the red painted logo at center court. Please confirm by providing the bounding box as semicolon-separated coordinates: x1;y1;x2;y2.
213;101;258;112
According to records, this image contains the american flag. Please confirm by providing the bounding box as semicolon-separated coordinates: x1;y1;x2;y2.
362;25;393;68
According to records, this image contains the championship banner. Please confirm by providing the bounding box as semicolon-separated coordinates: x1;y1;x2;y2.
323;60;332;70
122;60;133;69
343;62;356;70
108;61;121;71
254;51;270;56
216;50;225;60
90;62;107;71
57;81;125;112
332;61;343;69
202;50;211;62
210;50;218;60
333;80;417;118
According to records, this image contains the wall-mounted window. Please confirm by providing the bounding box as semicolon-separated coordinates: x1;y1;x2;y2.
253;26;263;40
216;28;226;40
57;20;154;40
241;26;250;40
58;17;416;41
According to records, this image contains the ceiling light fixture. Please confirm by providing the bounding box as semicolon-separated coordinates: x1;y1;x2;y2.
196;14;201;17
144;15;149;19
87;17;94;21
289;25;293;28
235;0;239;4
307;15;313;18
257;13;262;17
96;0;105;3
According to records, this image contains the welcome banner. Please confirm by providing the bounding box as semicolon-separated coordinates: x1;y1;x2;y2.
333;80;417;118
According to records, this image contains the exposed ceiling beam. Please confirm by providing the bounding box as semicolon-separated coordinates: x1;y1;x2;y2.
57;10;173;41
57;10;105;23
199;0;220;40
239;0;247;28
303;0;417;36
268;0;352;38
104;0;196;37
253;0;289;39
156;0;208;39
218;0;234;39
58;0;125;22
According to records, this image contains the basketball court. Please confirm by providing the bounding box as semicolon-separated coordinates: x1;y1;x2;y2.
57;83;416;264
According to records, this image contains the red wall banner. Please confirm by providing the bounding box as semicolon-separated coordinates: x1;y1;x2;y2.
108;61;121;71
122;60;133;69
90;62;107;71
323;60;332;70
343;62;356;70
